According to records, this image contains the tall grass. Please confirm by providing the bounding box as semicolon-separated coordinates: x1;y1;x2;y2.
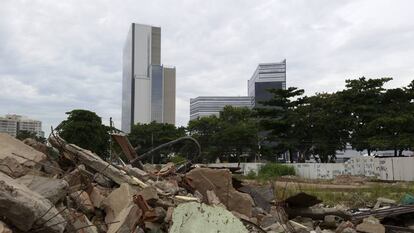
256;163;296;180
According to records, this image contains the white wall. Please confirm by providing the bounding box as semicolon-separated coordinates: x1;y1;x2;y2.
206;157;414;181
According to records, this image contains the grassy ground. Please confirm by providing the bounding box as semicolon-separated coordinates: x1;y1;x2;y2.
274;181;414;208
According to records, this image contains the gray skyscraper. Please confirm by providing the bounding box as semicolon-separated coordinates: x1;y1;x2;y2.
248;60;286;106
122;23;176;133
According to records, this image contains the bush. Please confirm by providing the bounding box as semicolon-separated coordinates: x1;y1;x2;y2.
257;163;295;180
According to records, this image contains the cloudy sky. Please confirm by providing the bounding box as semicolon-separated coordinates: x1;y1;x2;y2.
1;0;414;134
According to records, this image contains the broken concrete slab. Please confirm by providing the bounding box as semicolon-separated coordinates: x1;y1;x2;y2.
17;174;69;204
101;183;138;224
169;202;248;233
125;165;149;181
70;190;95;214
185;168;253;217
356;216;385;233
238;184;273;212
94;173;114;188
69;210;99;233
0;172;66;233
23;138;49;155
0;221;12;233
0;156;27;178
373;197;397;209
0;133;47;168
88;186;106;208
154;179;179;195
106;204;142;233
260;215;278;228
137;186;158;204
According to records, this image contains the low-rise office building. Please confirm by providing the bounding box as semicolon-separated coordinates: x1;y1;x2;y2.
190;96;254;120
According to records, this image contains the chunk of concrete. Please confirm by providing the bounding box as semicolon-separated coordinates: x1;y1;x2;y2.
107;204;142;233
137;186;158;204
88;186;106;208
17;174;69;204
0;133;47;168
70;190;95;214
260;215;278;228
70;210;99;233
0;172;66;233
185;168;253;217
101;183;138;223
356;216;385;233
0;156;27;178
169;202;248;233
23;138;49;155
0;221;12;233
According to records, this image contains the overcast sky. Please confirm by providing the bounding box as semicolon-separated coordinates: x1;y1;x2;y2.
1;0;414;134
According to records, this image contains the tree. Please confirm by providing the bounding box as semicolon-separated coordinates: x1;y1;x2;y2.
305;93;350;162
57;109;110;158
187;106;258;163
16;130;46;143
187;115;220;162
128;122;186;163
340;77;392;155
255;87;307;162
367;86;414;155
215;106;258;162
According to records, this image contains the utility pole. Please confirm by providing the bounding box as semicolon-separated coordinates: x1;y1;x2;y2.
109;117;113;162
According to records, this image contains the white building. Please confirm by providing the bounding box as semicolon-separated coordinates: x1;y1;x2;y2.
190;96;254;120
122;23;176;133
0;114;44;137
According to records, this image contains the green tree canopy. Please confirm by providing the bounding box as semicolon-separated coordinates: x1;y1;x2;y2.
188;106;258;163
57;109;110;158
16;130;46;143
128;122;186;163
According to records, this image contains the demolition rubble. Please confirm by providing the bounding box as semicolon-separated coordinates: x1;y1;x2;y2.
1;132;414;233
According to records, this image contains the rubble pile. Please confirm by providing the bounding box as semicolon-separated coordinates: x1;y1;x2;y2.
1;132;414;233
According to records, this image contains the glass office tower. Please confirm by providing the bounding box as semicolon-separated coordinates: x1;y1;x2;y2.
122;23;176;133
248;60;286;107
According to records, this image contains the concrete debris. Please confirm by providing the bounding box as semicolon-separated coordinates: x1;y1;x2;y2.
185;167;253;217
373;197;397;209
70;190;95;214
169;202;248;233
0;156;27;178
17;174;69;204
23;137;49;154
2;132;414;232
356;216;385;233
0;172;66;233
69;210;99;233
101;183;137;223
0;221;12;233
0;133;46;168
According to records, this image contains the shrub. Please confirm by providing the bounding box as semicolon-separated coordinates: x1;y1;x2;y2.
257;163;295;180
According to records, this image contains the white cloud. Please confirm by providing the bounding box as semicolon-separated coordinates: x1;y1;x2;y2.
0;0;413;133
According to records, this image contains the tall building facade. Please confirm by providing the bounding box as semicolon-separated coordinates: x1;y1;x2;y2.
248;60;286;106
0;114;44;137
190;96;254;120
122;23;176;133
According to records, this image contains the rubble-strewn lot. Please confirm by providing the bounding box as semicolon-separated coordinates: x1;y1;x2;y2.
1;132;414;233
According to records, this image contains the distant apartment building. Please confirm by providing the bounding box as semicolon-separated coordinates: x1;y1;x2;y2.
122;23;176;133
248;60;286;106
0;114;44;137
190;96;254;120
190;60;286;120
